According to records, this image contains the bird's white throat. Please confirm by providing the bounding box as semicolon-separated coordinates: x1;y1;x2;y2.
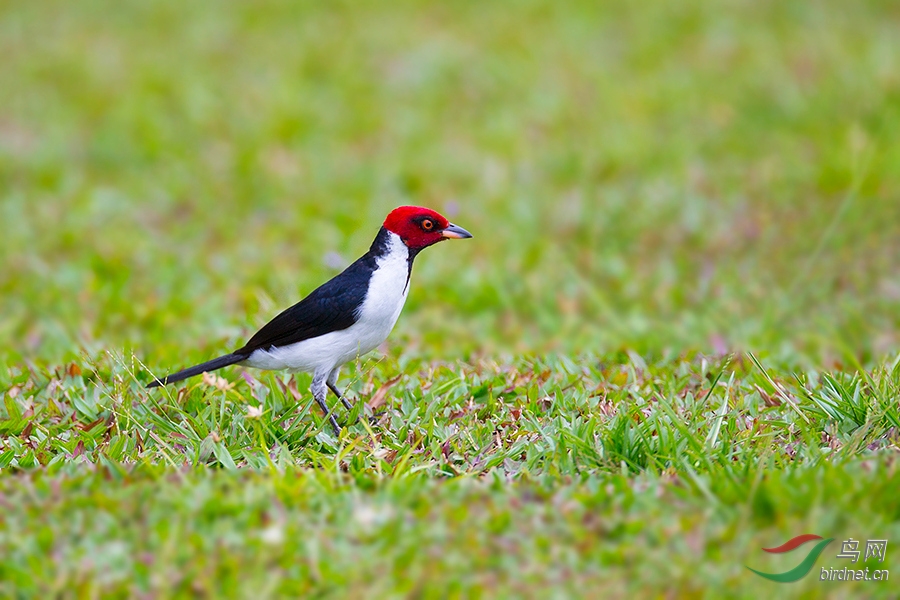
356;230;411;326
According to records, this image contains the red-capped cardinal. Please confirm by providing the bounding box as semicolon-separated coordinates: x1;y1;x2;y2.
147;206;472;434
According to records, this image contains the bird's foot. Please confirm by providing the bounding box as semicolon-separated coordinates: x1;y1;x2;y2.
366;409;388;425
326;413;342;437
314;394;343;437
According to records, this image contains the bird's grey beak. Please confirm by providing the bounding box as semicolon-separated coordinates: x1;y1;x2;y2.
441;224;473;239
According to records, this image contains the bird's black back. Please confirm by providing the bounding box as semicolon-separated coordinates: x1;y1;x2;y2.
234;228;395;355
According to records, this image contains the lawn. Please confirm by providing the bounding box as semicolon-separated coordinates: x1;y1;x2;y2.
1;0;899;597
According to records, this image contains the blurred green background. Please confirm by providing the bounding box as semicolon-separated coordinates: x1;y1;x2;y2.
2;0;898;368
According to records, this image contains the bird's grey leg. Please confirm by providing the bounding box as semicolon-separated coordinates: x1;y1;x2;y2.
311;370;341;436
326;367;354;412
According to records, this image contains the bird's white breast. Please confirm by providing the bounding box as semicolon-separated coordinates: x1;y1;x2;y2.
354;231;411;345
244;232;411;373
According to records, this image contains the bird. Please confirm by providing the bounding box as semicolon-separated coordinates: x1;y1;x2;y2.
146;206;472;434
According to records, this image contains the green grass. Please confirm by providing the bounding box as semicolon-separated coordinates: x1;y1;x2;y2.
2;463;898;597
2;0;900;597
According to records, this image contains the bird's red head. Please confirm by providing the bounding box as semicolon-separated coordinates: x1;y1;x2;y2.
382;206;473;250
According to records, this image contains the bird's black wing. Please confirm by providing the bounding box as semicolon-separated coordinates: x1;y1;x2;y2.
234;254;376;355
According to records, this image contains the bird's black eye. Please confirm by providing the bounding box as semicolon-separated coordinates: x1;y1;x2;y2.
421;219;434;231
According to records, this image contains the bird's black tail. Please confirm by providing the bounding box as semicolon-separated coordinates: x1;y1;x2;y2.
146;353;247;388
